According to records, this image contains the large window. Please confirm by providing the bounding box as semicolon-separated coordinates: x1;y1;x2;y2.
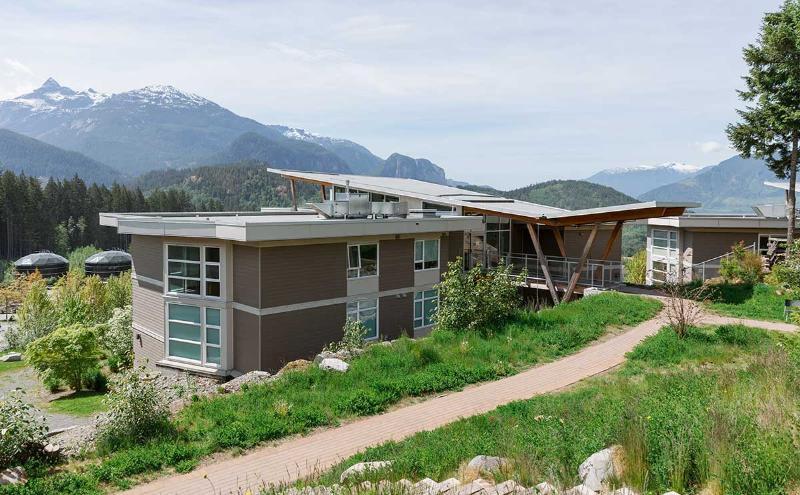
651;260;677;283
347;244;378;278
346;299;379;340
415;239;439;270
758;234;786;256
485;216;511;267
414;289;438;328
167;245;221;297
166;304;222;367
651;230;678;257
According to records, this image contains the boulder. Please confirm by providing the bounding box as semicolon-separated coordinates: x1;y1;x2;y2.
438;478;462;495
612;488;639;495
0;466;26;485
281;359;312;373
222;370;272;393
414;478;439;495
456;480;494;495
320;357;349;372
376;480;394;494
535;481;557;495
314;350;349;364
0;352;21;362
578;447;619;491
464;455;511;481
339;461;393;483
43;443;60;454
397;479;415;492
564;485;594;495
662;493;682;495
495;480;520;495
582;287;604;298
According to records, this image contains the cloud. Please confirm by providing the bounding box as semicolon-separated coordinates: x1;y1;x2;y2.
3;58;34;76
0;58;37;99
335;15;413;42
696;140;724;153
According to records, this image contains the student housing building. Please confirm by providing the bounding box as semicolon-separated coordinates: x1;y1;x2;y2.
101;170;695;377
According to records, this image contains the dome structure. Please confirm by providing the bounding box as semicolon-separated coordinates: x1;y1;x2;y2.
14;252;69;277
84;250;132;278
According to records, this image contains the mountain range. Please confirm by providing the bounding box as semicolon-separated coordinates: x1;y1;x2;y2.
586;162;705;197
0;78;446;183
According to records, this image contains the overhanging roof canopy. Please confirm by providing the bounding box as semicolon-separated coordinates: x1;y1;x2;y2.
270;168;700;226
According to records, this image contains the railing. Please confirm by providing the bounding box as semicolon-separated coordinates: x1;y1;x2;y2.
690;243;756;283
467;251;624;289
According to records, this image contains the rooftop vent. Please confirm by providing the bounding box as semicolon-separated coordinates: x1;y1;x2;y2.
309;198;409;219
85;250;132;278
14;251;69;277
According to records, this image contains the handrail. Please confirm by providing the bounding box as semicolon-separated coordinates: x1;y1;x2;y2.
691;242;756;266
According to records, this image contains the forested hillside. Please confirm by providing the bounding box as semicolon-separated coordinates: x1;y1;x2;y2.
0;171;217;260
505;180;637;210
136;161;321;210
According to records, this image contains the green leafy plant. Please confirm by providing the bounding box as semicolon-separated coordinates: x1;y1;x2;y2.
719;242;764;284
67;245;102;276
624;249;647;284
0;391;48;469
7;277;58;350
102;305;133;370
26;324;102;391
96;367;170;450
325;318;368;354
436;258;523;336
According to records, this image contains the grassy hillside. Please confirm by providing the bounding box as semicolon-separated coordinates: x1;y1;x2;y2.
136;161;321;210
505;180;637;210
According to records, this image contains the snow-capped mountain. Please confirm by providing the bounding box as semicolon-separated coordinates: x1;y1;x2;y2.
586;161;706;197
0;78;448;183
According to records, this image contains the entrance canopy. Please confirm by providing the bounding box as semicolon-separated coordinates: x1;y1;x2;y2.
268;169;699;226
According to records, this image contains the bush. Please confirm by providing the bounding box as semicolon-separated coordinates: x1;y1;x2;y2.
82;368;108;393
105;271;132;314
719;242;764;284
26;324;102;391
325;318;368;353
624;249;647;284
67;246;102;276
102;306;133;370
0;391;48;469
96;367;170;449
436;258;522;336
7;278;58;350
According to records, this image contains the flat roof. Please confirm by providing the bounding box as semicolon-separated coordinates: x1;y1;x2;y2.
648;214;789;229
99;210;484;242
270;169;700;225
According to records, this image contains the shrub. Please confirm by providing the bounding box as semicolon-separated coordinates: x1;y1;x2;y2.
771;239;800;290
26;324;102;391
67;245;102;276
719;241;764;284
102;305;133;370
436;258;522;336
0;391;48;469
96;367;170;449
624;249;647;284
106;271;132;311
325;318;368;353
7;278;58;350
82;367;109;393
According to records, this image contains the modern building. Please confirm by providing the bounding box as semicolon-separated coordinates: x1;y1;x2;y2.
645;182;792;284
101;172;696;377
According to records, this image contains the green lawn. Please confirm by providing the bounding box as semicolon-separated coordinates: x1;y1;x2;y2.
0;292;661;494
0;360;26;374
705;283;786;322
46;391;107;416
311;325;799;495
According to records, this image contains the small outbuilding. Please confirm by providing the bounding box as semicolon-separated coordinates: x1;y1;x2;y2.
14;252;69;278
84;250;132;278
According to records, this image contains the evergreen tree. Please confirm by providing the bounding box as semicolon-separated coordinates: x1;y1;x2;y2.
727;0;800;243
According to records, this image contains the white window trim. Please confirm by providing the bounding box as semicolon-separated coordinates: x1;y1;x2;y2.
758;234;786;255
414;239;440;272
347;243;380;279
164;243;225;300
413;289;438;329
165;303;225;369
346;298;380;341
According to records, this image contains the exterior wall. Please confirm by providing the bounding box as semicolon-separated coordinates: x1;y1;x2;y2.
446;231;464;266
688;230;761;263
132;280;165;338
379;239;414;291
129;235;163;281
260;303;346;372
564;227;621;260
133;325;164;367
260;243;346;308
233;309;261;373
379;293;414;340
232;244;260;308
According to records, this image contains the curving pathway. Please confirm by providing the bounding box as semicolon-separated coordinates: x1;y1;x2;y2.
123;306;795;495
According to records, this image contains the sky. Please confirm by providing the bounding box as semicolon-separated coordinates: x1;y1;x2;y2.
0;0;783;188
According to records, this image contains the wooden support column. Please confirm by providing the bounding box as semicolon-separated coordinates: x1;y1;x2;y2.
526;223;560;305
552;227;567;257
562;224;599;303
593;220;624;283
320;184;327;201
290;179;298;211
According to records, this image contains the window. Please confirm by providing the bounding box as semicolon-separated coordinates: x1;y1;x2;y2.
414;289;438;328
651;260;677;283
758;234;786;255
485;216;511;267
346;299;378;340
651;230;678;256
167;303;223;367
347;244;378;278
415;239;440;270
167;245;221;297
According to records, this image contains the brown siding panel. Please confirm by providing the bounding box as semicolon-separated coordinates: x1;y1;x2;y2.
133;329;163;368
234;309;261;373
379;239;414;291
447;232;464;265
130;235;163;281
132;281;164;337
261;244;346;308
379;293;414;340
260;304;346;372
233;244;260;308
689;231;760;263
564;228;621;260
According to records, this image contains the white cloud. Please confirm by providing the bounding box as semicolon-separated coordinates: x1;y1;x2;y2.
3;58;33;76
696;140;724;153
335;15;413;42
